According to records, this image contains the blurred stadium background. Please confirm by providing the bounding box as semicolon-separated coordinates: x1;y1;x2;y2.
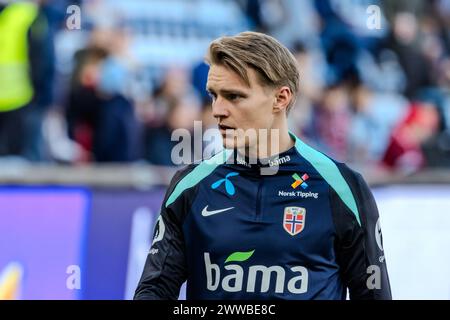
0;0;450;300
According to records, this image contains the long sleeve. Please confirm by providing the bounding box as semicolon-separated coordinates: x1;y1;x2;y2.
331;164;392;300
134;165;194;300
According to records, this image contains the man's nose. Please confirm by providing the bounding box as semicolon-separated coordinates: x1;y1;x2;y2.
211;97;230;119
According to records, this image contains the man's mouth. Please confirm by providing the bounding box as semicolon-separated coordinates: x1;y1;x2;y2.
218;124;235;132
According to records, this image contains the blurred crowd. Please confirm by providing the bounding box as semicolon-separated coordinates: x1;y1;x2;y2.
1;0;450;174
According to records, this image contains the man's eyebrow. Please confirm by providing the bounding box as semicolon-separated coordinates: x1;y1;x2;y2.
206;87;247;95
221;89;247;95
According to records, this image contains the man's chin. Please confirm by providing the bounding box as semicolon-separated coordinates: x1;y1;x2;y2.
222;140;236;150
222;140;250;151
221;137;241;150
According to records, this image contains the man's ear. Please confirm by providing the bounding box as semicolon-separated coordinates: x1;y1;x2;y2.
273;86;292;113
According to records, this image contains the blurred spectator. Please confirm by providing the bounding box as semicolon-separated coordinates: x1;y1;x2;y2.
315;0;387;84
385;12;434;98
141;66;201;166
65;28;139;162
382;0;426;22
242;0;321;48
304;83;351;161
240;0;286;34
289;42;326;137
356;48;406;93
24;0;62;161
144;95;201;166
270;0;321;47
95;55;140;162
65;44;107;161
347;80;408;164
419;89;450;167
382;102;440;173
147;67;198;127
422;130;450;168
0;0;55;160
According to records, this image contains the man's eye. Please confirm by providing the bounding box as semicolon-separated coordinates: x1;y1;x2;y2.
227;94;240;101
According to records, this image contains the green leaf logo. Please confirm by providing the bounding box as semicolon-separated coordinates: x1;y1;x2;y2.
225;250;255;264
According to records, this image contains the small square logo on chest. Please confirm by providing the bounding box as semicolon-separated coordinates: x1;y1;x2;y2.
283;206;306;236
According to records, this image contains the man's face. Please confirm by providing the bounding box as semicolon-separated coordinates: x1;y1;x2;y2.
206;64;276;149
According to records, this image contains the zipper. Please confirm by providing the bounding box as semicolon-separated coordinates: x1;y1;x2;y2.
255;177;263;221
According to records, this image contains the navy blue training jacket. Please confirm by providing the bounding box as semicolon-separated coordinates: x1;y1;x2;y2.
134;133;391;300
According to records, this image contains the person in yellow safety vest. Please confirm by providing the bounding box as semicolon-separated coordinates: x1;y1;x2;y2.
0;1;38;112
0;0;55;160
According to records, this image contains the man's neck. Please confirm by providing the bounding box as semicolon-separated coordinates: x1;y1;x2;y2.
241;128;294;160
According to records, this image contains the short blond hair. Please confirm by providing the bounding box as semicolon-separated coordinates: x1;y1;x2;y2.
205;31;300;112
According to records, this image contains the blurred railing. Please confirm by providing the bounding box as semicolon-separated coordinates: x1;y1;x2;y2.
351;166;450;186
0;163;176;189
0;163;449;188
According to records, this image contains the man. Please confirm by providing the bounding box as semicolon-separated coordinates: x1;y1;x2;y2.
134;31;391;300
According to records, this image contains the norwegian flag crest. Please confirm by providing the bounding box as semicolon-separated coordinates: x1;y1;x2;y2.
283;207;306;236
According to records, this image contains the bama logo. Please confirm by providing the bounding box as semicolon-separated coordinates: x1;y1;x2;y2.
268;155;291;167
204;250;308;294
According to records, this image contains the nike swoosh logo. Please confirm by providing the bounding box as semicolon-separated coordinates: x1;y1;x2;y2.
201;205;234;217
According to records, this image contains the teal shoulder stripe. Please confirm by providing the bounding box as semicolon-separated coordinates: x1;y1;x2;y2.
165;149;233;208
291;132;361;226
